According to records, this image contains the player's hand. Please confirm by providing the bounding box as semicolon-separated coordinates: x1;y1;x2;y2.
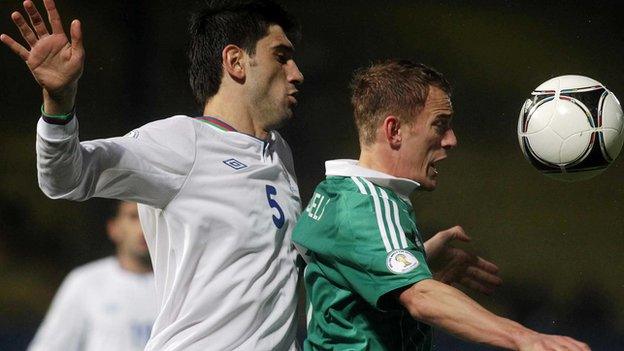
1;0;84;113
516;332;591;351
424;226;502;295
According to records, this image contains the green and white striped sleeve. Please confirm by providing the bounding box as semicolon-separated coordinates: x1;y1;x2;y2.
334;176;432;309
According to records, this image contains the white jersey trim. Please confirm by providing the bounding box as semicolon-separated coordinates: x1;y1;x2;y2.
326;159;419;201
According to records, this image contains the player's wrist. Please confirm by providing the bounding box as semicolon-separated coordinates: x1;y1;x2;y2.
41;103;75;125
42;85;77;113
42;86;77;125
508;326;540;350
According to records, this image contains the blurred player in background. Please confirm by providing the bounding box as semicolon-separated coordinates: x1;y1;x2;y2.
1;0;303;350
293;60;591;351
28;201;156;351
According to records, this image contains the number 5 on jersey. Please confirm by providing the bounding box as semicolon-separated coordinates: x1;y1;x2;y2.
266;185;285;229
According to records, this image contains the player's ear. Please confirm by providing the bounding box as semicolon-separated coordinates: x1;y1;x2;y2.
222;44;246;81
383;115;402;150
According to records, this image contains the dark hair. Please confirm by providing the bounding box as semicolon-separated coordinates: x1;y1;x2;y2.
188;0;300;106
350;59;452;145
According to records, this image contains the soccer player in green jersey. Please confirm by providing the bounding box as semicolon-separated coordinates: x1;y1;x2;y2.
292;60;591;351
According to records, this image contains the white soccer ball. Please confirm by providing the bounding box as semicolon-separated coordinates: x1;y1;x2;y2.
517;75;624;181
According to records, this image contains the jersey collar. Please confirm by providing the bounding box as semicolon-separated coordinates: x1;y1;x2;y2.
195;116;237;132
195;115;276;146
325;159;420;201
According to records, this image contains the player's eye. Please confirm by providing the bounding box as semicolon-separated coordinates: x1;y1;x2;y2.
276;53;289;64
433;119;450;134
275;50;293;65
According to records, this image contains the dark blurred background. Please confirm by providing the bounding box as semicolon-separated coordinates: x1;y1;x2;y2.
1;0;622;350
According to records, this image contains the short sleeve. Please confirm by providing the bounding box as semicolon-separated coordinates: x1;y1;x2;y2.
330;190;432;309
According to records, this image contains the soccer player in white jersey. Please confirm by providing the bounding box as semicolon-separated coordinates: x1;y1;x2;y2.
1;0;303;350
28;201;156;351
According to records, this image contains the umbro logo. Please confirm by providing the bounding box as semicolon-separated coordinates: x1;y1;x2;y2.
223;158;247;170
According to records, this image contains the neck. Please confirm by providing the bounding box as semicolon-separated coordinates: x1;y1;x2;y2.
203;91;270;140
358;143;397;176
117;253;151;274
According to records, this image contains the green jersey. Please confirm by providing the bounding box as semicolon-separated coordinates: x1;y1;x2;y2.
293;160;433;351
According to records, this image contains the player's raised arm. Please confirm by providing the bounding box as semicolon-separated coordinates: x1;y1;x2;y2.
33;114;197;207
2;1;196;207
1;0;84;115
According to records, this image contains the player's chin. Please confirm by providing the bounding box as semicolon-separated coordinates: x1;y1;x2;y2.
271;113;293;130
284;107;295;120
278;107;296;125
264;108;291;130
420;180;437;191
285;101;297;117
420;173;438;191
412;174;437;191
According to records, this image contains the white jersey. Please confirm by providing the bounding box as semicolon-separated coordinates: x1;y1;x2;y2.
28;257;156;351
36;115;301;351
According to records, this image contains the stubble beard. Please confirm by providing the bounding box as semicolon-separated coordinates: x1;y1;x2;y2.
254;95;291;131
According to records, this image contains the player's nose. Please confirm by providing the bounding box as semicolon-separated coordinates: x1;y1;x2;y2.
442;128;457;149
288;61;304;85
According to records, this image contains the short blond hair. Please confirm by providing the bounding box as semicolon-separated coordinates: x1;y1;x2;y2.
350;59;451;145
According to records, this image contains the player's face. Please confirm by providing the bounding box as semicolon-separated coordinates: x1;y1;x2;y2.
398;86;457;190
109;202;150;263
245;25;304;130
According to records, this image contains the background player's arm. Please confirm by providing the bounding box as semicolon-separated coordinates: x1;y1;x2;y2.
0;0;83;115
28;272;86;351
397;279;591;351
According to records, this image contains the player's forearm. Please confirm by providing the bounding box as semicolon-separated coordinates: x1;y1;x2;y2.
36;117;88;200
37;120;131;202
38;115;196;207
399;279;535;350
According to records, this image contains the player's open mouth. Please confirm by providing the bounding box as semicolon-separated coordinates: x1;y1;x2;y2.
430;157;446;175
430;163;438;175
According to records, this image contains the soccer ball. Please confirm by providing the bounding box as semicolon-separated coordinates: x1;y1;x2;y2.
517;75;624;181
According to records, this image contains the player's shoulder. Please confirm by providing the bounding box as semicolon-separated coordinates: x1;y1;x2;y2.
294;177;388;255
321;176;379;206
320;176;405;231
69;256;117;280
144;114;194;126
63;256;117;289
137;114;194;129
298;177;370;226
334;176;407;209
124;115;198;151
130;115;196;140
